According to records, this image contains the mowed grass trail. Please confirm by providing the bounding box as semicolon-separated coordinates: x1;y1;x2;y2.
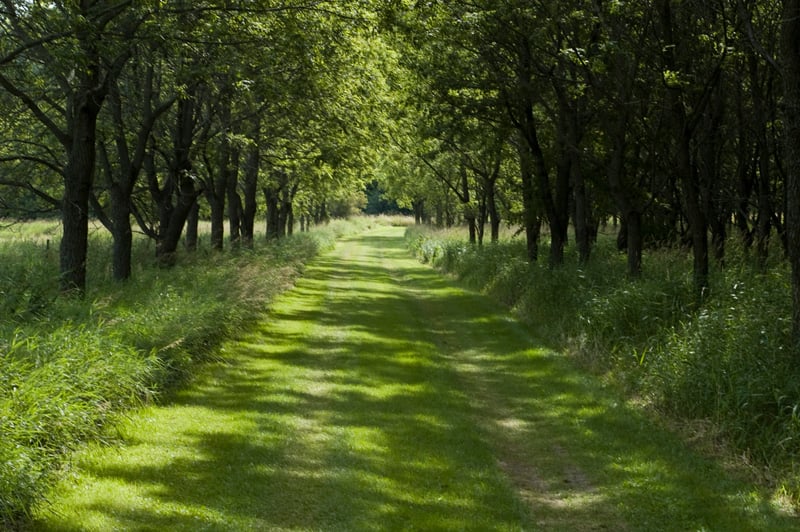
34;226;796;531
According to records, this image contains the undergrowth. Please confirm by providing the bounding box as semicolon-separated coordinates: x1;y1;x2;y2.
0;215;385;528
406;224;800;505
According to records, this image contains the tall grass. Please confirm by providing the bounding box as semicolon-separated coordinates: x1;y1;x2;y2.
0;216;381;528
406;224;800;503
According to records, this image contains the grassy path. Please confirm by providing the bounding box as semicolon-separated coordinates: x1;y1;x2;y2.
35;227;796;531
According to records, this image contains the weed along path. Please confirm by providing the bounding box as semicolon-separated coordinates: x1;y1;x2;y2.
36;226;796;531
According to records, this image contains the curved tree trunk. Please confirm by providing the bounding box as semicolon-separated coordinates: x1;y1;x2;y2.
521;100;567;266
156;96;199;263
158;173;198;263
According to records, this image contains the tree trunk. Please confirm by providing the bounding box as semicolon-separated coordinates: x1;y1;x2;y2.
413;199;425;225
487;176;500;243
313;201;329;225
185;201;199;251
158;172;197;263
286;205;294;236
734;78;756;251
60;169;91;293
781;0;800;346
477;192;486;246
679;131;710;295
573;165;590;265
227;147;242;247
279;189;293;238
241;126;259;247
710;208;727;267
461;163;476;244
520;100;567;266
105;64;173;281
750;52;774;270
97;139;133;281
207;139;228;250
264;186;280;240
756;160;773;269
551;112;572;266
735;156;756;250
435;202;444;228
659;0;714;296
517;133;539;262
607;121;642;277
156;97;198;263
554;85;589;264
626;210;644;278
61;95;102;293
110;184;133;280
207;177;225;250
701;84;726;268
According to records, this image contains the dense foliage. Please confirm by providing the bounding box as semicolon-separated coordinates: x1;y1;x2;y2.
0;1;389;291
381;1;800;342
3;1;800;322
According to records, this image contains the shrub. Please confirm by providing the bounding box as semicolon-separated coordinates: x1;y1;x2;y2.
645;268;800;466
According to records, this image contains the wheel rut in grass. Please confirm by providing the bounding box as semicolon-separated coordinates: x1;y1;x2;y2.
35;226;799;531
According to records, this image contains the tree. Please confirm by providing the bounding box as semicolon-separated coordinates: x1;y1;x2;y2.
0;0;146;292
657;0;729;295
94;47;175;280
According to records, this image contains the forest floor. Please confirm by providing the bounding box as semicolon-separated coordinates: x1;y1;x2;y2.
32;226;798;531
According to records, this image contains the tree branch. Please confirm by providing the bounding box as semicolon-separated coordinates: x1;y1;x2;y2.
0;73;69;146
0;178;61;208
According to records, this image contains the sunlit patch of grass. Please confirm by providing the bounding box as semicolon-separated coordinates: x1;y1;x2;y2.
0;218;62;244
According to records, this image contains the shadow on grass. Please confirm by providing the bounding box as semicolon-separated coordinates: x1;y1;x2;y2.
36;229;798;531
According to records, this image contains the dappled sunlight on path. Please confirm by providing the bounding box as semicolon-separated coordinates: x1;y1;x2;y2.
35;227;798;531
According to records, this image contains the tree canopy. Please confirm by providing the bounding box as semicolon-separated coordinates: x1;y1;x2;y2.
3;0;800;343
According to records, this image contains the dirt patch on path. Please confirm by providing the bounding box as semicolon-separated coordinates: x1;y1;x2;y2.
461;364;626;531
